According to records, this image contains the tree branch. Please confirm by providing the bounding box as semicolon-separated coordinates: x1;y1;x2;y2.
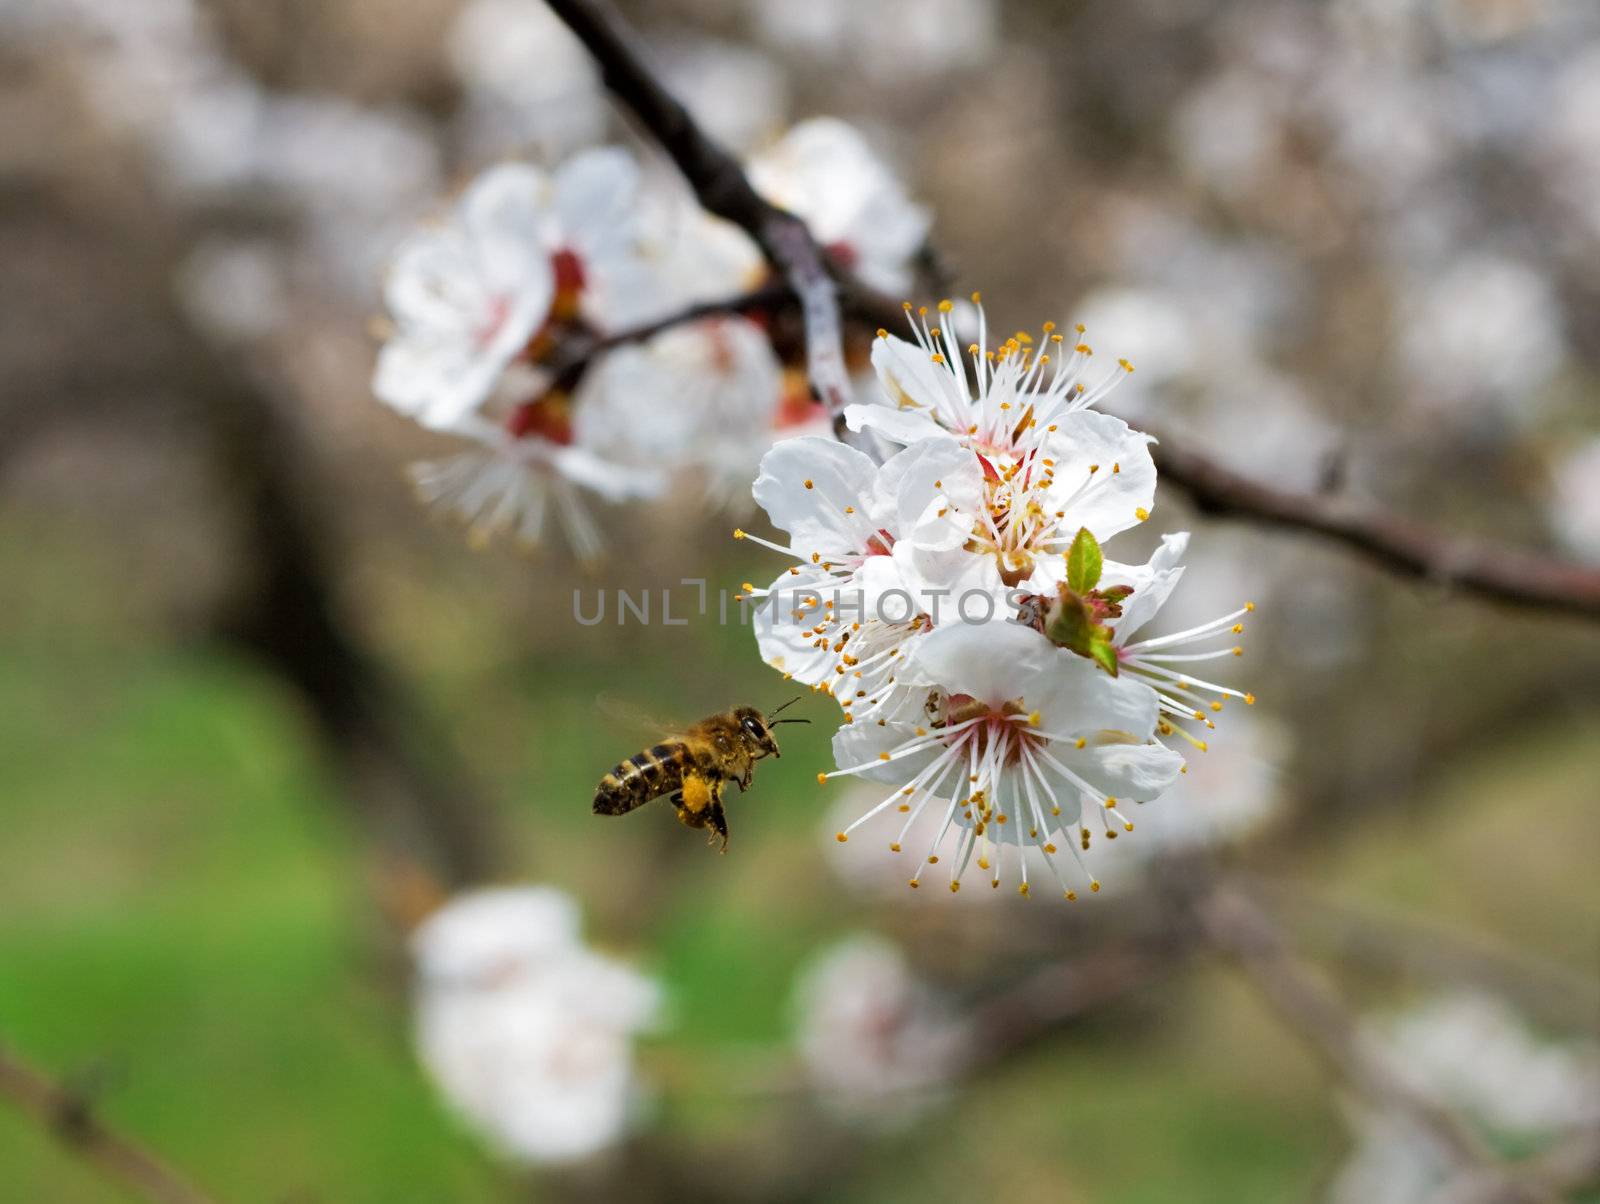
1148;438;1600;622
542;0;853;420
544;0;1600;624
0;1044;220;1204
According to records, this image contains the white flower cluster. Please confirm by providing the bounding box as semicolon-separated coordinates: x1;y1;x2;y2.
741;301;1255;898
1330;992;1600;1204
410;886;661;1166
370;120;928;557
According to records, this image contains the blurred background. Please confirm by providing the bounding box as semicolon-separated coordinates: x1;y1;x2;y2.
2;0;1597;1200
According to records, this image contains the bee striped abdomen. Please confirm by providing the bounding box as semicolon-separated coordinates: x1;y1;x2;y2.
593;742;689;814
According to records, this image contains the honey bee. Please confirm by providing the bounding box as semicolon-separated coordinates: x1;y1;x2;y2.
592;699;807;851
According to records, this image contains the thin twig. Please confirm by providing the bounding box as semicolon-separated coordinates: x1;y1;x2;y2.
542;0;853;421
0;1044;220;1204
548;281;794;393
1148;437;1600;622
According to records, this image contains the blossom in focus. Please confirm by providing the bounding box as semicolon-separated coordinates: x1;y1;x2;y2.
823;622;1182;897
749;119;932;296
411;886;661;1166
791;933;970;1118
849;302;1157;594
740;434;988;721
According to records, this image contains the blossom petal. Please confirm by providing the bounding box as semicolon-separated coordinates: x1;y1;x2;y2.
753;436;879;552
1041;409;1158;540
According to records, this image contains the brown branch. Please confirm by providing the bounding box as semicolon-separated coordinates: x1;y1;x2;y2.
545;0;1600;624
0;1044;220;1204
542;0;853;420
1193;883;1558;1204
548;281;794;394
1148;436;1600;622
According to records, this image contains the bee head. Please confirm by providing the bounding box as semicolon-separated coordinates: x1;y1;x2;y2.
734;705;782;758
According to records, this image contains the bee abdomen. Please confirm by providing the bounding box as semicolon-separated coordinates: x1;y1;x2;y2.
593;743;688;814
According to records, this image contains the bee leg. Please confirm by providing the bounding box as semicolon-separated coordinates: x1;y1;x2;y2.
707;796;729;854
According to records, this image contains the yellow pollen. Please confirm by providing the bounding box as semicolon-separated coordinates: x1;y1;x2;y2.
1043;843;1057;854
1028;710;1041;726
1135;507;1150;521
971;291;982;302
876;328;888;338
1075;343;1092;354
1090;880;1101;893
878;752;891;761
803;479;814;489
835;832;848;843
931;353;945;365
844;505;854;514
733;528;746;539
950;881;960;893
1232;646;1243;656
816;772;828;784
1042;321;1056;333
1065;890;1078;901
1246;601;1256;611
1018;883;1031;898
1244;693;1257;705
890;842;902;852
978;857;990;870
927;854;939;864
1075;737;1087;749
1075;323;1086;333
938;299;953;313
908;879;919;889
1119;358;1134;373
1124;822;1134;832
1211;702;1223;712
897;803;910;813
902;301;913;311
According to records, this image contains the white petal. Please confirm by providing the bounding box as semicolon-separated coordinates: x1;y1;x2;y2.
752;436;878;551
1042;410;1158;540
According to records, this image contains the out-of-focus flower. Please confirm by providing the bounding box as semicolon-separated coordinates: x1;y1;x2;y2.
411;886;662;1167
1397;254;1566;429
750;0;999;83
582;317;823;507
175;237;290;344
1547;436;1600;565
1330;992;1600;1204
659;37;790;155
373;150;658;431
792;933;970;1119
749;119;931;296
449;0;607;160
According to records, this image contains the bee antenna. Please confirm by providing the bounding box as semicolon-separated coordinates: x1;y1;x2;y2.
770;718;811;726
769;695;804;718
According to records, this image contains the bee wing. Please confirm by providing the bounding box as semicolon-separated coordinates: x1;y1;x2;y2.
595;693;686;741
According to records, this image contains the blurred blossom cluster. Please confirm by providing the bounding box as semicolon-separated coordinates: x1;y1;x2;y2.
791;933;971;1119
371;119;926;555
411;886;661;1165
1330;992;1600;1204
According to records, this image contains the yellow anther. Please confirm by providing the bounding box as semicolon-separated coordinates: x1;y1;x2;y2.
949;881;960;893
1135;507;1150;521
876;328;888;338
1018;882;1031;898
1065;890;1078;901
816;772;828;784
1075;323;1086;333
878;752;891;761
1090;880;1101;893
1075;737;1086;749
1245;601;1256;611
1244;693;1257;705
1232;646;1243;656
890;842;901;852
1211;701;1223;712
733;527;746;539
1075;343;1092;354
938;299;953;313
1028;710;1041;726
971;290;982;303
927;854;939;864
835;832;848;843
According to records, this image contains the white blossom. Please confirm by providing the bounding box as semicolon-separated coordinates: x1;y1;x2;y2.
373;150;660;432
792;934;970;1118
822;622;1183;897
749;119;931;296
411;887;661;1167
